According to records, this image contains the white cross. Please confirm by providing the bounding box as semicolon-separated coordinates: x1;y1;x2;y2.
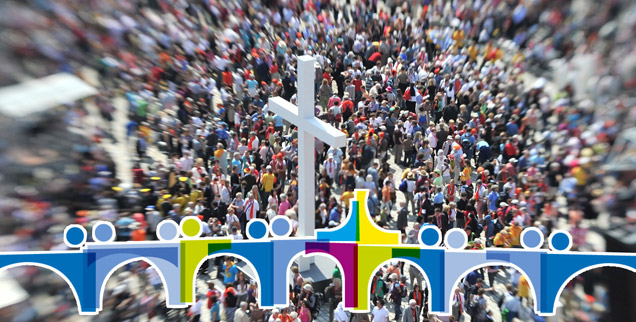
268;55;346;237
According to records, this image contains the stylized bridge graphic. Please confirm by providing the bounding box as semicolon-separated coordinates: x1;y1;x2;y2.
0;190;634;316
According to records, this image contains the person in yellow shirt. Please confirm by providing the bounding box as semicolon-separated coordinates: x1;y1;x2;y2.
261;166;276;198
518;275;531;305
571;166;588;186
340;188;355;214
467;43;479;63
483;41;494;61
509;223;522;247
493;232;505;247
493;230;511;247
461;166;472;182
511;52;525;67
452;28;465;48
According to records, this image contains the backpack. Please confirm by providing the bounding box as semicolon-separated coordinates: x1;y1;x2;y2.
493;219;504;235
390;283;403;302
475;223;484;236
464;184;474;198
399;282;408;298
399;179;408;193
461;138;472;152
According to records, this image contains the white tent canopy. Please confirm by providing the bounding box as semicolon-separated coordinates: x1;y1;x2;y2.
0;73;97;118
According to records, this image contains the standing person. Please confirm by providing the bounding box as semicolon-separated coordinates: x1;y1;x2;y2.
242;192;260;238
397;201;409;233
223;257;239;285
389;273;405;321
299;284;318;319
408;284;425;312
209;295;221;322
224;286;238;322
189;294;203;322
518;275;531;306
325;278;343;322
470;289;488;322
370;271;387;303
402;299;420;322
299;300;312;322
501;289;521;322
451;287;465;321
371;299;390;322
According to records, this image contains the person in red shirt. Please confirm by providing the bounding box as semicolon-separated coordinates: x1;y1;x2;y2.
341;95;355;121
222;68;233;87
352;75;363;104
503;139;518;163
369;51;382;64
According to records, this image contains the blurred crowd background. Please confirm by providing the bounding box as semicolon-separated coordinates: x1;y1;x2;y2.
0;0;635;321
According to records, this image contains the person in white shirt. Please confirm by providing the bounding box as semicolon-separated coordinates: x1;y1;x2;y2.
243;192;260;221
266;204;278;221
231;226;243;240
371;299;390;322
323;154;338;183
451;287;465;320
179;152;194;172
188;294;203;321
220;181;231;206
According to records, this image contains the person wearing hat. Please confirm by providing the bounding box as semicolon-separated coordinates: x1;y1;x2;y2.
144;205;161;239
388;272;406;321
402;298;421;322
299;283;318;319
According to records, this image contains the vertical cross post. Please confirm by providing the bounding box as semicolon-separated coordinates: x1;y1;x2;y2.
268;56;346;239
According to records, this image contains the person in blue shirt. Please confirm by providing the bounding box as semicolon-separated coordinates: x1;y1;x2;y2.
517;150;530;170
168;204;182;224
506;119;519;136
273;114;284;132
209;295;221;322
216;123;229;144
329;204;343;223
223;257;239;284
487;185;499;212
433;187;445;208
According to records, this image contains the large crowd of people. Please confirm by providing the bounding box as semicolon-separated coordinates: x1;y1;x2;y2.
2;0;636;321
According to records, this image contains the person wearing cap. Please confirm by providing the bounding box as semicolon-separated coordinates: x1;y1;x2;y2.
388;272;405;321
402;298;421;322
145;205;161;238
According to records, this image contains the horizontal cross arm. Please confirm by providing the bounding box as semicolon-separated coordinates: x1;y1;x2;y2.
268;96;346;148
302;117;347;148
